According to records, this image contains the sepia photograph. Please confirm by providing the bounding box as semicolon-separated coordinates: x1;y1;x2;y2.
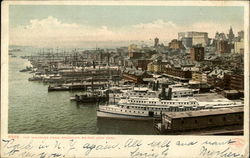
1;1;249;158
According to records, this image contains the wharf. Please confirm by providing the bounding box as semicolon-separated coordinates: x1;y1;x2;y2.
48;82;107;91
154;124;243;135
154;106;243;135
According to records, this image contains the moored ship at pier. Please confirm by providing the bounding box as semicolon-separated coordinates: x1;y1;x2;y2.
97;89;244;120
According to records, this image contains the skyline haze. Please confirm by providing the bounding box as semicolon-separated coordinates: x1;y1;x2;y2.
9;5;244;48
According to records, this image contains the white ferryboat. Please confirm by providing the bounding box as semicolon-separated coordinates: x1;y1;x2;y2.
109;86;194;103
97;94;244;120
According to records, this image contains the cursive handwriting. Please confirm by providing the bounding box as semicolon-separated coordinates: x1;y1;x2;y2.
2;139;33;156
82;142;119;156
1;138;246;158
176;141;197;146
200;146;243;157
147;140;171;148
202;139;236;146
130;147;159;158
124;138;143;148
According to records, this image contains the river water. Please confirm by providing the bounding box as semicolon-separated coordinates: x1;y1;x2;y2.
8;50;155;135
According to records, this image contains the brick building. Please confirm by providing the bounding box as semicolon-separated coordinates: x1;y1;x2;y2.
164;67;192;80
216;40;231;54
123;69;152;84
190;46;204;61
168;39;185;50
137;59;153;71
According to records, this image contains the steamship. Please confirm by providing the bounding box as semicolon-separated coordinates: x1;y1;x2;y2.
97;88;244;120
108;83;194;103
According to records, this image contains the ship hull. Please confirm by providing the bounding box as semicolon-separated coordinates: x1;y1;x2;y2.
97;110;155;120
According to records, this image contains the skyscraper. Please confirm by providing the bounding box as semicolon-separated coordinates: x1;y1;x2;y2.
227;26;235;43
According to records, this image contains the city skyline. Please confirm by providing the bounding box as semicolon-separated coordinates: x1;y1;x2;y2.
9;5;244;48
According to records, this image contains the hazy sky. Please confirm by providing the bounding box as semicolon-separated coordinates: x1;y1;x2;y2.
9;5;244;48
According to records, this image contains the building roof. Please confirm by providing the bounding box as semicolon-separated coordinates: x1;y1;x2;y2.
124;68;149;76
164;106;243;119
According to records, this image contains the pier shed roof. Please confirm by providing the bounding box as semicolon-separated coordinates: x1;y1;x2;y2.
164;107;243;119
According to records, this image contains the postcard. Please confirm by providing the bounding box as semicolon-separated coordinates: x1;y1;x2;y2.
1;1;249;158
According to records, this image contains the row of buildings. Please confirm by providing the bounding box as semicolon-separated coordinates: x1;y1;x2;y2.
72;27;244;99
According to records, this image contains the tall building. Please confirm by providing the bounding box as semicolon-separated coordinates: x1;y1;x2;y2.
168;39;185;50
227;26;235;43
234;39;244;54
216;40;230;54
238;31;244;40
215;32;227;41
128;44;139;58
190;45;204;61
181;37;193;48
154;37;159;48
178;32;208;47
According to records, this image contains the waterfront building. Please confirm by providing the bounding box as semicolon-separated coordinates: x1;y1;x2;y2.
164;67;192;81
155;106;243;135
122;68;153;83
190;45;204;61
223;90;242;100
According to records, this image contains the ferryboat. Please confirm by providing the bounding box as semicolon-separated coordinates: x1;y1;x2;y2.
97;88;244;120
108;86;194;103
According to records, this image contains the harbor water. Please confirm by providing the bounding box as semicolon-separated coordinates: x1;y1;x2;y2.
8;50;155;135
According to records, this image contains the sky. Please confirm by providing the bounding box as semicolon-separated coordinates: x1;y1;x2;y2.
9;5;244;48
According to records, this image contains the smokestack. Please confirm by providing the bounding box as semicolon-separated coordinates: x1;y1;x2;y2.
156;81;159;91
167;88;172;100
152;82;156;91
160;87;167;100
